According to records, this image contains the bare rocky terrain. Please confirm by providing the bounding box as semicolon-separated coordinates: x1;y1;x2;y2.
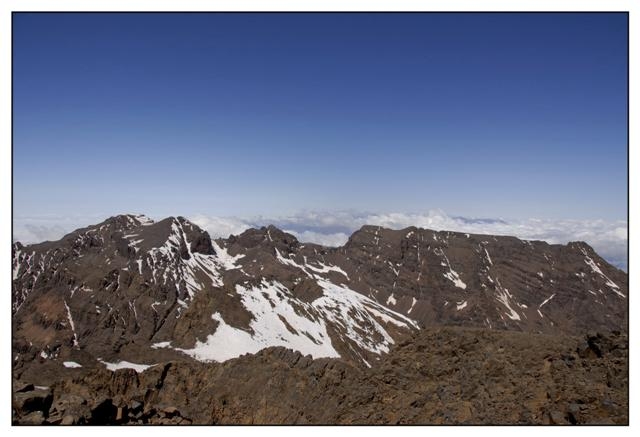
11;214;628;425
13;328;627;425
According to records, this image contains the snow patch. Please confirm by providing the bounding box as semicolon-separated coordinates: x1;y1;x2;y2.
12;249;22;280
275;248;348;280
494;280;520;321
98;359;155;373
539;293;556;308
314;279;418;354
211;240;245;270
484;248;493;265
435;248;467;289
386;294;397;306
64;301;79;348
176;281;340;362
408;297;417;314
151;341;171;349
306;262;349;279
582;250;624;297
176;279;417;364
443;269;466;290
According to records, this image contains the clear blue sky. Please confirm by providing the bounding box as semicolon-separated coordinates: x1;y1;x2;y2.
13;13;628;221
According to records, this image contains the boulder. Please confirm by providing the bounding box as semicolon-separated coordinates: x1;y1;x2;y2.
20;411;45;425
61;415;76;425
549;410;567;424
160;406;180;418
13;387;53;416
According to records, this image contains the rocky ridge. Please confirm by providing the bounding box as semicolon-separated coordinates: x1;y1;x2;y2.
13;328;628;424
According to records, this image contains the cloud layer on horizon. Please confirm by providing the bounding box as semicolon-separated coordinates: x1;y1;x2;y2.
13;210;628;271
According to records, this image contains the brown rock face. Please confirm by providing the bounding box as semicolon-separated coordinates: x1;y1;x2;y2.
12;328;627;425
334;226;627;334
11;214;627;424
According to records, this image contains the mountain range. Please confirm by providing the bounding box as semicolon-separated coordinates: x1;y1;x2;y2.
11;214;628;424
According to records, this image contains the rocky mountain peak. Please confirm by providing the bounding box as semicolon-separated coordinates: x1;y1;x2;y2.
139;216;215;259
232;225;299;253
566;240;596;254
101;214;155;231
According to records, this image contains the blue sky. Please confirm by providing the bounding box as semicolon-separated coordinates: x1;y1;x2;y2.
13;13;627;223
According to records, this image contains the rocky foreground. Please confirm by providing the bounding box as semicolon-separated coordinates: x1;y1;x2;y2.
13;327;627;425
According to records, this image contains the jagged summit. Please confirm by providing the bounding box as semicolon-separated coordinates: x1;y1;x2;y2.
103;213;155;227
230;224;300;252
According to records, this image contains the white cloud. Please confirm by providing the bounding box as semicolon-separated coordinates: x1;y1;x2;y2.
12;214;106;246
12;210;627;271
13;223;69;245
284;230;351;248
188;214;253;239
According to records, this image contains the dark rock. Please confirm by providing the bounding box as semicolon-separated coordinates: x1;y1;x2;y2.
13;382;34;393
111;368;139;393
129;400;143;414
586;335;604;358
577;342;598;359
90;397;117;425
568;403;581;414
549;410;567;424
567;403;582;424
13;387;53;416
